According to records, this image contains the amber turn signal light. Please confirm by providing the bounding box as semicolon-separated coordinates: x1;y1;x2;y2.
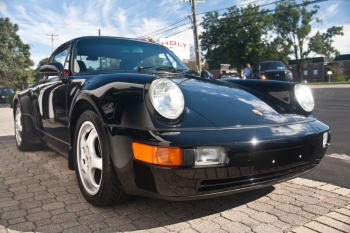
261;75;266;80
132;142;182;166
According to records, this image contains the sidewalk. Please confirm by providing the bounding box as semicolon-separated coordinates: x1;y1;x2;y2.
0;106;349;233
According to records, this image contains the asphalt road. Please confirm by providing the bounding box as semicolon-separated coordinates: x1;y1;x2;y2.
301;85;350;188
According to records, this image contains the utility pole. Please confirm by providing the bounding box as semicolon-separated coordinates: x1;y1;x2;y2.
180;0;203;74
46;34;59;53
98;29;101;36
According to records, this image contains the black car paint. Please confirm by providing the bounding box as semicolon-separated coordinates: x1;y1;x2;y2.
13;37;329;200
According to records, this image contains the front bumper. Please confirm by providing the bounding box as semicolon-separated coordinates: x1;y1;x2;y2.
105;119;330;200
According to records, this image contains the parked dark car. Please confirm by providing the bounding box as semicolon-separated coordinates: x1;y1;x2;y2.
13;36;330;206
0;88;14;103
255;61;293;81
218;73;240;79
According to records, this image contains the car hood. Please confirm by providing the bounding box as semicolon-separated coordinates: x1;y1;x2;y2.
174;78;307;127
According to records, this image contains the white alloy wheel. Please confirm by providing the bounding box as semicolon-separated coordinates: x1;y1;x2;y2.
15;107;23;145
77;121;103;195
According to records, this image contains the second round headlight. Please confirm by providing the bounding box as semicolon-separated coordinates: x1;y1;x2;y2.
149;78;185;119
294;84;314;112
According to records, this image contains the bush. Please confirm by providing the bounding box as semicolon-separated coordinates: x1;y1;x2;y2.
332;75;349;82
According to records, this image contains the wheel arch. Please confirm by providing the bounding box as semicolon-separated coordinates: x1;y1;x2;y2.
14;94;42;144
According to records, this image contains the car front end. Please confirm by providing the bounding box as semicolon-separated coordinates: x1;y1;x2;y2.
93;77;329;200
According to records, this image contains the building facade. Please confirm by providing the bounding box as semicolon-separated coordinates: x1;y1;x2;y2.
288;55;350;82
208;64;238;79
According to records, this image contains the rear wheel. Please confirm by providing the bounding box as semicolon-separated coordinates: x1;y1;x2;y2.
74;110;129;206
14;105;43;151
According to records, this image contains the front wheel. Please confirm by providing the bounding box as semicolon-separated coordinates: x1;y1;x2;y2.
74;110;129;206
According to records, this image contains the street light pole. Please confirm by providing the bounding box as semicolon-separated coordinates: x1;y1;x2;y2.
180;0;203;74
190;0;201;74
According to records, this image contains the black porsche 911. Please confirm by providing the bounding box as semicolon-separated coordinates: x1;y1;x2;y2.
13;36;330;206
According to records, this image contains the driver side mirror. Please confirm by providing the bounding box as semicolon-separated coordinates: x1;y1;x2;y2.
201;70;213;79
39;62;64;79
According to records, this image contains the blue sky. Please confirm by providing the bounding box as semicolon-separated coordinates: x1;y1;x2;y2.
1;0;349;67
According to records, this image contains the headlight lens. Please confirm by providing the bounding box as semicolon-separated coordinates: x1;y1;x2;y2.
149;78;185;119
194;147;227;166
286;71;292;78
294;84;314;112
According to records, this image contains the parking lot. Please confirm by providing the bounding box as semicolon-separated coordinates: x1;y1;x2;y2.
0;104;350;233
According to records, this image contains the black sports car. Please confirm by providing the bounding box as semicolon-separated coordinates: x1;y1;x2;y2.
13;37;330;206
255;61;293;81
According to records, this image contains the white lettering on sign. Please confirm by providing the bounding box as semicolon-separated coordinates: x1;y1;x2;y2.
159;38;190;60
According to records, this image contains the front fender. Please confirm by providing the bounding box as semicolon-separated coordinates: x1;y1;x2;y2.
219;79;310;116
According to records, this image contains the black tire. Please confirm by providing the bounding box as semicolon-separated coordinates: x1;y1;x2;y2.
14;104;43;151
73;110;129;206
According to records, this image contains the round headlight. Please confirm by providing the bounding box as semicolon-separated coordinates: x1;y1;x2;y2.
294;84;314;112
149;78;185;119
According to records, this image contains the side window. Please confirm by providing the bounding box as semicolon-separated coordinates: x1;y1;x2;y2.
53;47;71;77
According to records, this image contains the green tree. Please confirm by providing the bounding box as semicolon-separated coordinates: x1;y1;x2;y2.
0;17;34;89
274;0;343;82
328;62;348;82
200;4;288;70
34;57;50;82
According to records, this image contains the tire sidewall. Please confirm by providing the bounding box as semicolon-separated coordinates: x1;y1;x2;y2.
14;105;23;149
73;110;111;202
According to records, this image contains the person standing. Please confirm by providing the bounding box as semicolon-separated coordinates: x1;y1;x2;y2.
243;63;253;79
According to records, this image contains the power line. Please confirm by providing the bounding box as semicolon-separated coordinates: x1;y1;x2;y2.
146;22;191;38
203;0;329;21
196;0;270;15
198;0;329;17
164;27;192;38
137;17;189;38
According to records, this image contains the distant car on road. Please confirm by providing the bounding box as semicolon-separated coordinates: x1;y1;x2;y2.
256;61;293;82
218;73;240;79
0;88;14;103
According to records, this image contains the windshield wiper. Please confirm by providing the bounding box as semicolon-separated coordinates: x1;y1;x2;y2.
138;65;183;73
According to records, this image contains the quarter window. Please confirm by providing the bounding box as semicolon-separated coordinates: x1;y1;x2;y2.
53;47;71;76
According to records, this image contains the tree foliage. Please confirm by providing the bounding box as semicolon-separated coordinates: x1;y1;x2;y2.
273;0;343;82
34;57;50;82
200;0;344;82
0;17;34;89
200;4;289;71
328;62;348;82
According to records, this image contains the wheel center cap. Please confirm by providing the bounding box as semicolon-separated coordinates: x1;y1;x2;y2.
86;155;89;161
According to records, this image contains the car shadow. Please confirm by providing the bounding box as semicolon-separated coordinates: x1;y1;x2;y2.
0;135;275;232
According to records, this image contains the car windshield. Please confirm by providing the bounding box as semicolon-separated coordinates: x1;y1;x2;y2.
0;89;14;94
220;73;238;78
259;61;285;71
73;38;189;73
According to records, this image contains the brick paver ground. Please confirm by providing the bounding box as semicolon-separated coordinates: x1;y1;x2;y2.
0;106;349;233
